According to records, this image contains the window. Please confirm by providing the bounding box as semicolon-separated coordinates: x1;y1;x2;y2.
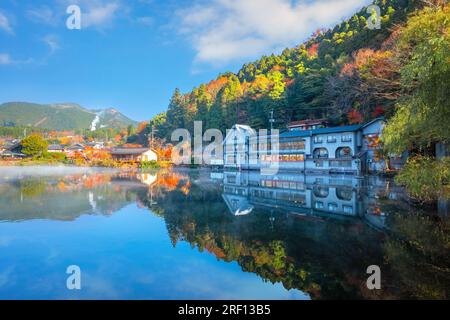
327;135;337;143
336;188;353;201
280;140;305;150
314;136;323;143
313;186;329;198
314;201;324;209
313;148;329;159
343;205;354;214
342;134;352;142
328;203;338;211
268;154;305;162
336;147;352;158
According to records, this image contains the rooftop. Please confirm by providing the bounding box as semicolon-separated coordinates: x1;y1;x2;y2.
110;148;151;155
280;124;363;139
66;144;85;151
288;118;328;127
48;145;64;150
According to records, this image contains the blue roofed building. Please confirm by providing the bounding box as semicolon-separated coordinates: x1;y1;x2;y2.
223;117;390;175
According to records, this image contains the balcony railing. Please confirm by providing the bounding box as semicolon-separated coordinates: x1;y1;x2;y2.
329;160;353;168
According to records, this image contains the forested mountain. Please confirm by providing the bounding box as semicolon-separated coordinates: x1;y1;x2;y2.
0;102;137;131
146;0;424;140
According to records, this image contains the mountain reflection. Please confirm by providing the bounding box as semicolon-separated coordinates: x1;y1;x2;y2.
0;168;448;299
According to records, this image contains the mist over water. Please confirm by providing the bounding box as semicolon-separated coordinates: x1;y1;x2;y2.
0;166;117;181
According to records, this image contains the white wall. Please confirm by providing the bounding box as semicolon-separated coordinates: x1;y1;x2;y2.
142;150;158;162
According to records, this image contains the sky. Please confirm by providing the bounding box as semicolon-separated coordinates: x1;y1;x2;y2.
0;0;371;121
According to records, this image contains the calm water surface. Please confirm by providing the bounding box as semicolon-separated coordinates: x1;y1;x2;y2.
0;166;448;299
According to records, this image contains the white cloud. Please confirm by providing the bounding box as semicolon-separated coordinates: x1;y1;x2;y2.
0;53;33;65
43;34;60;54
176;0;370;65
0;53;13;64
27;6;59;26
136;16;154;26
57;0;121;29
83;2;120;28
65;0;121;28
0;11;13;34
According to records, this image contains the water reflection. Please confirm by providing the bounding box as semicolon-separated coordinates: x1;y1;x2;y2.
219;171;399;229
0;167;448;299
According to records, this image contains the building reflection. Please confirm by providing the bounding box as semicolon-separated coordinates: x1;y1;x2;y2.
218;171;401;229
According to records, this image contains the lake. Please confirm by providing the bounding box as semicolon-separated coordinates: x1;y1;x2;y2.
0;166;448;299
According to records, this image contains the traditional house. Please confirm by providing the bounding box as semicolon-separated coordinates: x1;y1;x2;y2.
0;150;27;159
47;145;65;153
86;142;105;150
0;141;26;159
110;148;157;163
65;144;86;157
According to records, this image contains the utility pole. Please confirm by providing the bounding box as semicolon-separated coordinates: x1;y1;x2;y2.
269;109;275;133
149;126;158;149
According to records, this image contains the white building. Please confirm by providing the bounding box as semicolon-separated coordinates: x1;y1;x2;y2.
110;148;158;162
223;118;388;175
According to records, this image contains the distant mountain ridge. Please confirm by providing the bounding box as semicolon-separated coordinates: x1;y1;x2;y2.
0;102;137;131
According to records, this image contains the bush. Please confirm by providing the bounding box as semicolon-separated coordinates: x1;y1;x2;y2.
396;156;450;201
47;152;67;162
140;160;160;170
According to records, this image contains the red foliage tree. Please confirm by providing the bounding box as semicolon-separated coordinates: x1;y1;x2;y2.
347;110;364;124
307;43;319;57
372;105;385;118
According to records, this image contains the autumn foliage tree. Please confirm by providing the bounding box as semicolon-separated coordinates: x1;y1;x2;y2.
20;134;48;158
347;110;364;124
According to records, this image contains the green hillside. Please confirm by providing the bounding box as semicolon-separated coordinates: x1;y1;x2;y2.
0;102;137;131
146;0;424;139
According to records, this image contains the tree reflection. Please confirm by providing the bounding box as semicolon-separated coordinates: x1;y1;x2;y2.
1;169;448;299
384;213;450;299
138;171;450;299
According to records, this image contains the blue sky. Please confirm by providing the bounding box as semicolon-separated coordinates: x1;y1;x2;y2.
0;0;370;121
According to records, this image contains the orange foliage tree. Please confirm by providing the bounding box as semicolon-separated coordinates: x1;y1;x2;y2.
347;110;364;124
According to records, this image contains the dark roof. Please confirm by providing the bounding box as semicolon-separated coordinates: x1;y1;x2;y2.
48;144;64;150
280;131;311;139
280;124;362;139
288;118;328;127
311;124;362;134
66;144;85;151
361;117;386;129
110;148;152;155
86;142;104;146
0;150;27;157
1;142;21;151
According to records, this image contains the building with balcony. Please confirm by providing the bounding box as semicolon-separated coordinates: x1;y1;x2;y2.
223;118;389;175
